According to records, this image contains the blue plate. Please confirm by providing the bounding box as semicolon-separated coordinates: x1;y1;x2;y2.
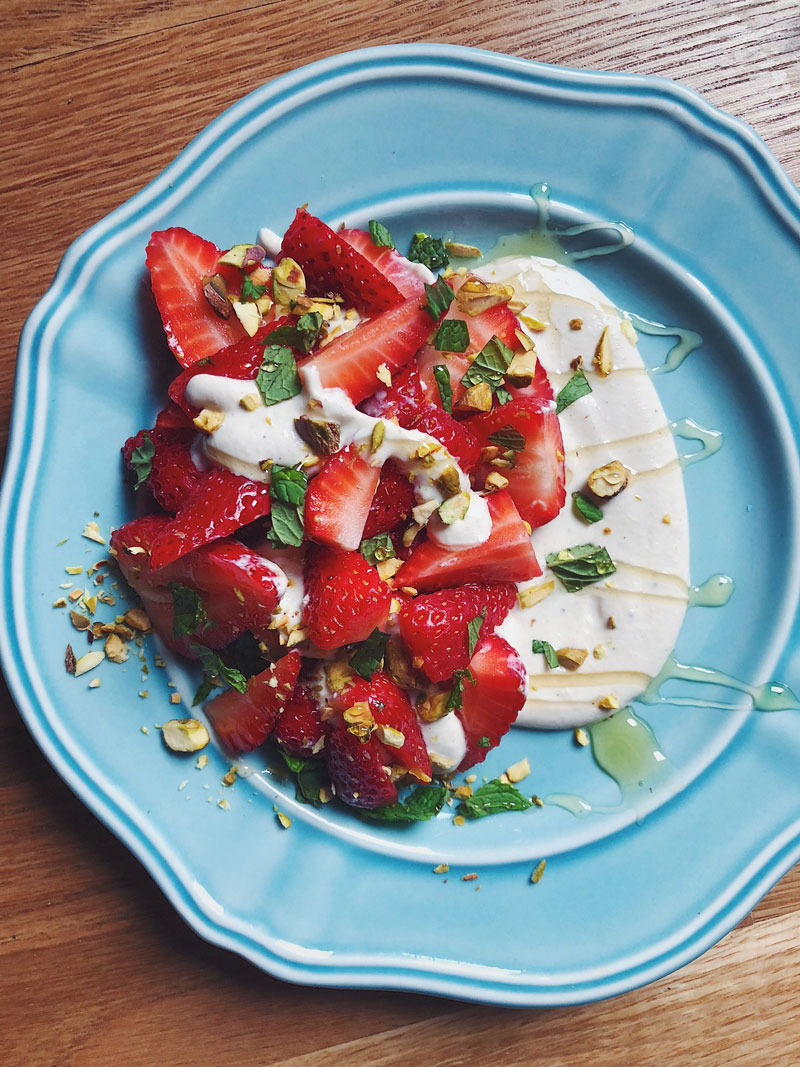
3;44;800;1006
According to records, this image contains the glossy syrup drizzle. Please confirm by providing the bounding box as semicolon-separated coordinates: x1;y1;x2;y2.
626;313;704;376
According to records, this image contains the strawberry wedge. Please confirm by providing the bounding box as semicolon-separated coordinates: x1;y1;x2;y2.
304;445;381;551
396;490;540;592
146;228;246;366
339;228;426;299
281;209;404;315
205;652;302;754
299;294;433;404
456;635;527;771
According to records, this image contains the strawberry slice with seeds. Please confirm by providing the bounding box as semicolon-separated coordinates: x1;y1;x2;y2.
411;404;481;473
360;362;425;422
304;546;392;650
396;490;540;592
272;685;325;758
471;395;566;528
122;425;204;513
299;292;433;405
204;652;302;754
398;582;517;682
361;460;415;539
147;468;273;569
281;209;404;314
456;635;526;771
146;228;246;366
339;228;427;299
324;726;398;809
304;445;380;551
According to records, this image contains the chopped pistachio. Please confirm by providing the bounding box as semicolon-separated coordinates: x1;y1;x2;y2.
73;650;105;677
485;471;509;492
276;811;291;829
458;381;493;412
239;393;261;412
569;318;583;331
272;257;305;304
517;580;554;609
161;718;210;753
218;243;265;269
376;363;392;387
416;690;450;723
598;694;620;711
82;521;106;545
587;460;629;500
505;348;538;387
574;727;590;747
193;408;225;435
435;465;461;498
433;863;450;874
455;277;515;316
201;273;231;318
505;757;531;783
444;241;482;258
104;633;128;663
411;499;440;526
593;325;613;376
531;859;547;883
295;415;341;455
232;299;261;336
370;420;386;454
438;491;470;525
556;647;588;671
519;313;549;332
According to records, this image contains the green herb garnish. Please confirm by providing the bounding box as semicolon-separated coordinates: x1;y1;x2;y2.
368;219;395;248
267;464;308;548
241;277;268;303
466;608;487;659
280;751;328;806
423;276;455;321
434;319;469;353
130;432;155;490
460;336;514;396
458;778;533;819
572;492;603;524
363;785;449;823
349;628;390;681
169;582;209;640
546;543;616;593
555;368;592;414
488;426;526;452
408;232;449;271
477;736;491;748
531;638;559;669
190;644;247;705
264;312;323;355
256;344;302;406
432;364;453;413
446;666;476;711
360;532;395;566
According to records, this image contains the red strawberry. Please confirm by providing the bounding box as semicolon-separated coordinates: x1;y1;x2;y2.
360;362;425;422
299;294;433;404
398;582;517;682
122;426;204;513
339;228;426;299
204;652;301;754
272;685;325;758
470;395;566;528
326;672;431;808
281;209;404;314
148;468;273;568
146;228;246;366
361;461;415;538
304;445;380;551
154;404;194;431
304;546;392;650
411;404;481;473
396;490;541;592
456;635;526;770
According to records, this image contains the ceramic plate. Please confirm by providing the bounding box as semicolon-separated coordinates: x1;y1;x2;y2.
3;45;800;1006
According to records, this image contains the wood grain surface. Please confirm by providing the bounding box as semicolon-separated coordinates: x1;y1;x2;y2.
2;2;799;1064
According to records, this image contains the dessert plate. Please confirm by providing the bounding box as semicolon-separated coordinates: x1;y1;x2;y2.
3;44;800;1006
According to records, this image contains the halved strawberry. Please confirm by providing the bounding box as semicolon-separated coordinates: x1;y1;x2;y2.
470;395;566;528
325;672;432;808
398;582;517;682
456;635;526;771
411;404;481;473
146;228;246;366
281;209;404;314
147;468;272;569
304;546;392;650
204;652;301;754
122;425;204;513
361;460;415;538
272;685;325;758
396;490;540;592
299;294;433;404
339;228;427;299
304;445;380;551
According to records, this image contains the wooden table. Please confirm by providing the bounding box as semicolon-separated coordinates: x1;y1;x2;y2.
2;2;799;1063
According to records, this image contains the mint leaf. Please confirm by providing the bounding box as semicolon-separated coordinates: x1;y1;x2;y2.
363;785;448;823
267;464;307;547
532;638;559;669
280;751;327;805
496;386;512;405
488;426;526;452
458;779;533;819
466;608;487;659
434;319;469;353
256;345;302;406
477;736;491;748
461;336;514;395
408;232;449;271
130;432;155;490
360;532;395;566
280;751;308;774
169;582;209;640
555;368;592;414
368;219;395;248
241;277;268;303
446;666;476;711
268;500;304;547
349;628;389;681
190;644;247;704
546;543;616;593
432;364;453;414
270;464;308;506
572;492;603;524
423;276;455;321
264;312;323;355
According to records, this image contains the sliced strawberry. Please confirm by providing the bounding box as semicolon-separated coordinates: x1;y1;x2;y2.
396;490;540;592
304;445;380;551
304;546;392;650
324;726;398;809
456;635;526;771
146;228;246;366
204;652;301;754
299;294;433;404
411;404;481;473
470;395;566;528
339;228;426;299
154;404;194;431
147;468;272;569
361;461;415;538
281;209;404;314
272;685;325;758
122;426;204;513
398;582;517;682
360;362;425;422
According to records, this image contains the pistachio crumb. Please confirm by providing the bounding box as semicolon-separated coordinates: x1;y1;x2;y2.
461;873;479;882
276;811;291;829
569;318;583;331
433;863;450;875
574;728;590;747
531;859;547;884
